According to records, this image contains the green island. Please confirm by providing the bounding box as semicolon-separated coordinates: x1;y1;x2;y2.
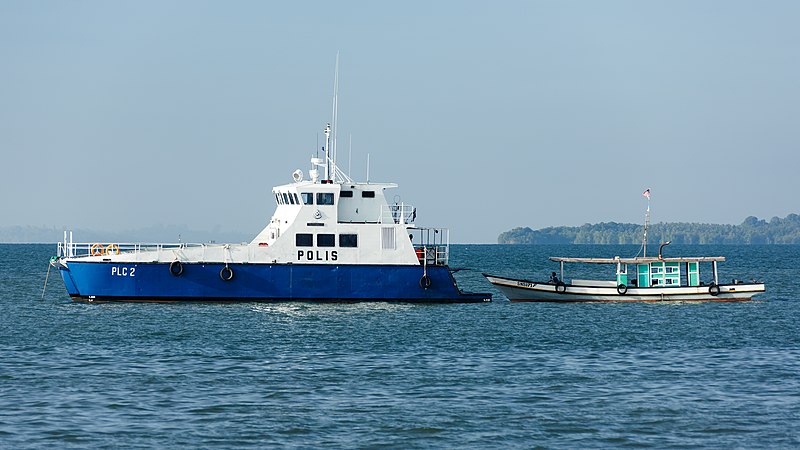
498;214;800;244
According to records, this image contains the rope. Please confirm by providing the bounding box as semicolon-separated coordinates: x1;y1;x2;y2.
41;259;54;301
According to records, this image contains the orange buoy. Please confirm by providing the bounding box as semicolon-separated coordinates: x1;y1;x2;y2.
90;243;105;256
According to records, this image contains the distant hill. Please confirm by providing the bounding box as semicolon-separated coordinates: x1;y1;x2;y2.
498;214;800;244
0;225;251;244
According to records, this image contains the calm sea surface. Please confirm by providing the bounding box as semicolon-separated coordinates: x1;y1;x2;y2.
1;244;798;449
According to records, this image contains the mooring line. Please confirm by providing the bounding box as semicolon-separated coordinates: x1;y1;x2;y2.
41;259;53;301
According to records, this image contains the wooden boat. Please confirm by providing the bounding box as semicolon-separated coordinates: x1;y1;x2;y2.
484;254;765;302
484;189;765;302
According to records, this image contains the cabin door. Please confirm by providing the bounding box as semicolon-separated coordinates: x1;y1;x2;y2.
637;264;649;287
687;262;699;286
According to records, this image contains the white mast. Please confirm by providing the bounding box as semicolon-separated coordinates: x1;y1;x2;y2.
643;188;651;257
323;123;331;181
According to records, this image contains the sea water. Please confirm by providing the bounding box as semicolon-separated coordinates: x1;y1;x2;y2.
1;244;798;448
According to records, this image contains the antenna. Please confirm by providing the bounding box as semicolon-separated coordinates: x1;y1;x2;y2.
330;52;340;182
348;133;352;180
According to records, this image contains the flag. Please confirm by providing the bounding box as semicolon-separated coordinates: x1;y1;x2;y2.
643;188;650;199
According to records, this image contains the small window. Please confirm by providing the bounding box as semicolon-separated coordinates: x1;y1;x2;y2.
282;193;289;204
339;234;358;248
288;193;295;205
301;193;314;205
317;193;334;205
275;194;282;205
317;234;335;247
296;233;313;247
362;191;375;198
340;190;353;198
652;278;661;285
293;193;300;204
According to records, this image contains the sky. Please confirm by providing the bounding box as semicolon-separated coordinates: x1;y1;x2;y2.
1;1;798;243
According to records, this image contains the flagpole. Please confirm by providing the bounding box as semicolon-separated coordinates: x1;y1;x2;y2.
643;189;650;258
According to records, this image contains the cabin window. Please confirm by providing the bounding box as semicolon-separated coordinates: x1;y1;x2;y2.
288;193;295;205
275;194;282;205
292;193;299;204
665;266;677;274
296;233;313;247
652;278;661;285
282;193;289;204
339;234;358;248
340;191;353;198
665;278;676;285
317;234;335;247
317;193;334;205
301;193;314;205
362;191;375;198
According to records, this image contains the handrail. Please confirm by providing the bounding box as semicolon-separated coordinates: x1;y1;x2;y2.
381;203;416;225
414;245;448;266
59;241;210;258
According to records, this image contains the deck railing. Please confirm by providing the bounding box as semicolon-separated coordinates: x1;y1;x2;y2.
380;203;416;225
58;241;206;259
410;227;450;266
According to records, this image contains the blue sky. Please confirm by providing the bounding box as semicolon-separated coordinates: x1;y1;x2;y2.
1;1;798;243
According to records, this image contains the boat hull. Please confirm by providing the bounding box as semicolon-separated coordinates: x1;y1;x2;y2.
484;274;765;303
57;261;491;303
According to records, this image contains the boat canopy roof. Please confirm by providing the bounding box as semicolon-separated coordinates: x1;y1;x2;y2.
549;256;726;264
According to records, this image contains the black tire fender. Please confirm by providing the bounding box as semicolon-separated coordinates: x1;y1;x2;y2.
555;282;566;293
420;275;432;289
220;266;234;282
709;283;720;296
617;284;628;295
169;260;183;277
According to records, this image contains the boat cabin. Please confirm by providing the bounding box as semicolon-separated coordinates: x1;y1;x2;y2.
550;256;725;288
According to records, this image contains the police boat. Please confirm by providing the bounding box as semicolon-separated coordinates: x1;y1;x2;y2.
51;123;491;304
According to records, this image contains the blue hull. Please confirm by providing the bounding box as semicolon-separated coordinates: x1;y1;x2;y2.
58;262;491;303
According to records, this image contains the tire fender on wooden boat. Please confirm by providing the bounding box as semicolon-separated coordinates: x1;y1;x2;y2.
169;260;184;276
709;283;720;296
617;284;628;295
555;282;566;293
220;266;234;282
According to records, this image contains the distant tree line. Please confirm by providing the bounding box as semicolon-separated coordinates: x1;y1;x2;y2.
498;214;800;244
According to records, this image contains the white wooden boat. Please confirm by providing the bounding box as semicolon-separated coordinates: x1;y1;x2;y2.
484;189;765;302
484;255;765;302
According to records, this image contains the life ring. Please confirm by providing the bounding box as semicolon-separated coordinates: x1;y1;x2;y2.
220;266;234;282
709;283;720;296
169;260;184;276
617;284;628;295
90;243;105;256
419;275;432;289
106;243;120;255
555;282;566;293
